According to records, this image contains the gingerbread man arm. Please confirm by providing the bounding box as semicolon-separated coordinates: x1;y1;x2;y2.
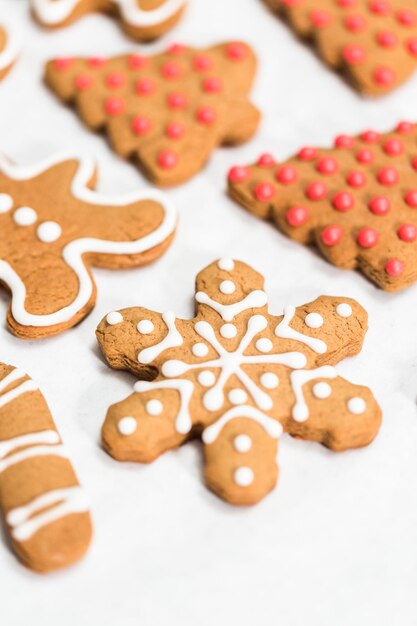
0;363;92;573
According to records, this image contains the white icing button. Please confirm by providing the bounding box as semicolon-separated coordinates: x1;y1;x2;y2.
13;206;37;226
256;337;272;353
198;371;216;387
118;416;137;436
313;382;332;399
234;434;252;453
106;311;123;325
234;466;254;487
228;389;248;405
137;319;154;334
220;323;237;339
37;221;62;243
347;397;366;414
305;312;324;329
192;342;209;357
217;258;235;271
220;280;236;294
337;303;353;318
0;193;13;213
146;399;163;416
260;372;279;389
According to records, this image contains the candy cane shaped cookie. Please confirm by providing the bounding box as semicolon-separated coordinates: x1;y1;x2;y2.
0;363;92;572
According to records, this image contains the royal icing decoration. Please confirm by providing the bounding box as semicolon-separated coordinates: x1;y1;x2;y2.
98;260;382;506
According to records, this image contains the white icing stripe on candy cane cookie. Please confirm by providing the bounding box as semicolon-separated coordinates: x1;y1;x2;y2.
6;486;89;542
290;366;337;422
134;378;194;434
0;18;21;74
202;405;282;445
0;444;68;474
0;153;177;328
0;430;60;459
276;305;327;354
195;290;268;322
138;312;183;364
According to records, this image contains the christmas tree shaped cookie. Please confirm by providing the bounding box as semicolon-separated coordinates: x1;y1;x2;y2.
31;0;188;41
45;42;260;186
228;122;417;292
97;259;381;506
264;0;417;95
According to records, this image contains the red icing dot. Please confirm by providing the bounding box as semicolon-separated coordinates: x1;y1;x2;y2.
136;78;155;95
376;31;397;47
337;0;357;7
356;148;374;164
411;156;417;170
383;137;404;155
276;165;298;184
397;9;417;26
369;0;391;15
405;190;417;207
306;181;328;200
317;156;339;175
193;54;213;71
54;57;74;70
360;130;380;143
196;106;216;125
104;97;124;116
128;54;147;70
168;43;187;55
297;146;317;161
88;57;107;69
385;258;404;276
158;150;178;169
287;206;308;227
75;74;93;90
374;66;396;86
334;135;355;148
343;44;366;64
406;38;417;55
321;225;343;246
344;14;367;31
396;121;414;134
167;92;188;109
161;61;182;79
398;223;417;242
332;191;354;212
226;43;248;60
310;10;332;27
254;182;276;201
377;166;399;185
202;76;223;93
132;115;152;135
228;166;250;183
257;153;275;167
166;122;186;139
347;170;367;188
106;72;125;89
369;196;390;215
357;227;379;248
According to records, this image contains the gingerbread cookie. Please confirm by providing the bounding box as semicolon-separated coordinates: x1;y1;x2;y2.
31;0;188;41
45;42;260;186
0;363;92;572
0;17;20;82
264;0;417;95
97;259;381;506
228;122;417;292
0;153;176;339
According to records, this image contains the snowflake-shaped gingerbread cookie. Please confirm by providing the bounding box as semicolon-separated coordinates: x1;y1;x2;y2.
97;259;381;506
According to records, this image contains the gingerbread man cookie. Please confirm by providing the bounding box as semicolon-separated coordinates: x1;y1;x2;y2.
0;363;92;573
228;122;417;292
45;42;260;186
0;153;176;339
31;0;188;41
264;0;417;95
97;259;381;506
0;17;20;82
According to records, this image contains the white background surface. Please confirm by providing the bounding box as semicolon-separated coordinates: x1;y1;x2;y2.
1;0;417;624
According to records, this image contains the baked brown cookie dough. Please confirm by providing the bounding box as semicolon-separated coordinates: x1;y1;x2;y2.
45;42;260;187
0;18;20;81
228;122;417;292
0;153;177;339
31;0;188;41
264;0;417;95
0;363;92;573
97;259;381;506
